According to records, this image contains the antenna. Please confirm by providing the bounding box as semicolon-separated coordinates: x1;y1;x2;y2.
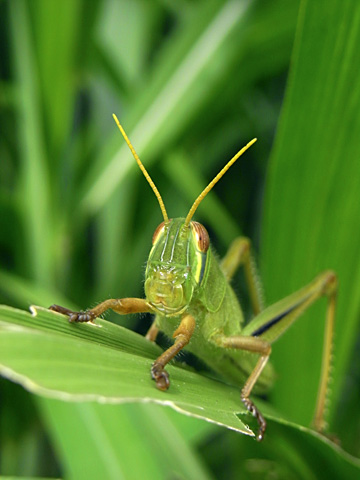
184;138;257;226
112;114;169;223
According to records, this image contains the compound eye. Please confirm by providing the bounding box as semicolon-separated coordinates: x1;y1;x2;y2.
152;221;166;245
191;221;210;252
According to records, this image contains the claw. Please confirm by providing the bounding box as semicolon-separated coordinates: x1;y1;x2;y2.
49;305;95;324
242;396;266;442
151;364;170;391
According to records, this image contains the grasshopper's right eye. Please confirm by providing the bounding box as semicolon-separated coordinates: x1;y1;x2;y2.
152;221;166;245
191;221;210;253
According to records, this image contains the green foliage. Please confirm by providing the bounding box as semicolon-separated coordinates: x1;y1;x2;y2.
1;305;360;479
262;0;360;433
0;305;253;436
1;0;360;478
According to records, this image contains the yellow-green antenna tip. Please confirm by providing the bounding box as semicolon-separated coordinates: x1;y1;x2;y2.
112;113;169;223
184;137;257;226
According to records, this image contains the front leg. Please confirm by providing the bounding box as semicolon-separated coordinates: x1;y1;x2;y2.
145;319;159;342
151;314;196;390
49;297;152;323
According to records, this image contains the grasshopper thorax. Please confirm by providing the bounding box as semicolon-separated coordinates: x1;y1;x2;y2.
145;218;209;315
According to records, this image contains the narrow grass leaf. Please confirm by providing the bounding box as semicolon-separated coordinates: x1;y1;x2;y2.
262;0;360;428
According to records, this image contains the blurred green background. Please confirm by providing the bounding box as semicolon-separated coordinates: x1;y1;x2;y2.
1;0;360;478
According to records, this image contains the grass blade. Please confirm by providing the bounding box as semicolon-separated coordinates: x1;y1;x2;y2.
261;0;360;430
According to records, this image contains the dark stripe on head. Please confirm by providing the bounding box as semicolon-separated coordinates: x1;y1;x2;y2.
199;252;207;284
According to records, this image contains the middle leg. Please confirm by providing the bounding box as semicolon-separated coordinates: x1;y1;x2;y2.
213;334;271;441
220;237;264;315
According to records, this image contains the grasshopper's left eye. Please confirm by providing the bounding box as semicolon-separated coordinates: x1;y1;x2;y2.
152;221;166;245
191;221;210;253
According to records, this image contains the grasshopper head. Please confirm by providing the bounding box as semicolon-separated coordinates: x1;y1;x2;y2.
145;218;209;315
112;114;256;314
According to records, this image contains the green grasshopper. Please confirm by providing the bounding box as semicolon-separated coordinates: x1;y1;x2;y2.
50;114;337;441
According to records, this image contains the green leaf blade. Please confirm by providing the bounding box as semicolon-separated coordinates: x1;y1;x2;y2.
262;0;360;428
0;306;252;437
